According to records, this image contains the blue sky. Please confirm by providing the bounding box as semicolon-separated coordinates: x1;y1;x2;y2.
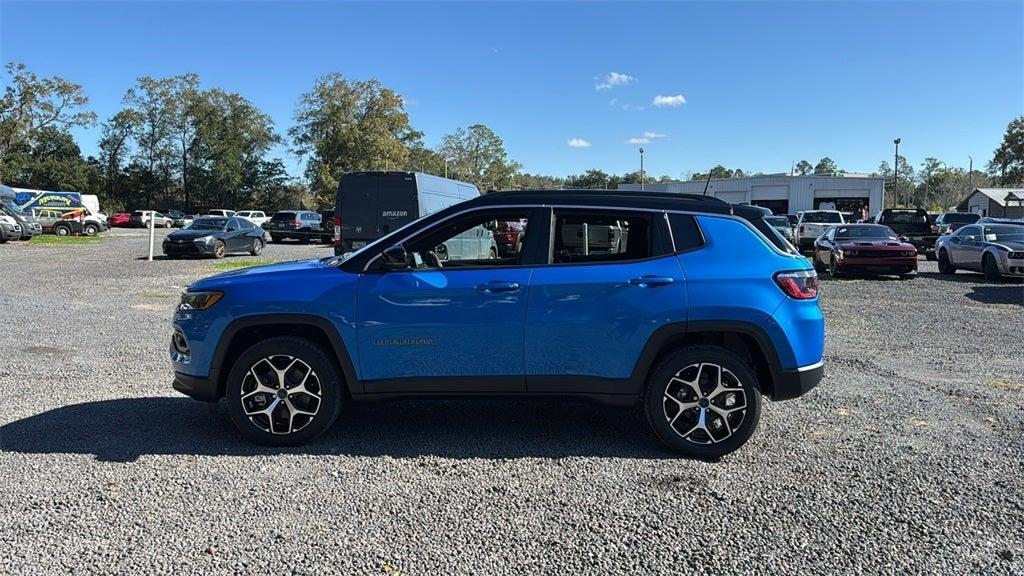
2;1;1021;180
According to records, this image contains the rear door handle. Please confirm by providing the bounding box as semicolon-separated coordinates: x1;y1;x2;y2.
475;281;521;294
629;276;675;287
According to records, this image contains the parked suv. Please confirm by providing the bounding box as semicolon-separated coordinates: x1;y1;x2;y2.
266;210;325;243
170;190;824;458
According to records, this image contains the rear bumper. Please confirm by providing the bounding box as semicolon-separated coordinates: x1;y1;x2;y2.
172;372;220;402
770;361;823;401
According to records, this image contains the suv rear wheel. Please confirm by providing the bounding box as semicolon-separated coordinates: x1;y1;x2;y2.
644;345;762;459
53;223;72;237
225;336;343;446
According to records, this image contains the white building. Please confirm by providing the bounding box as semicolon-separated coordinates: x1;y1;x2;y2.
619;174;885;217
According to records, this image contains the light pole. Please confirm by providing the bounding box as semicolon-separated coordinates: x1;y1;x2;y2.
444;157;455;179
968;156;974;191
639;147;645;191
893;138;901;207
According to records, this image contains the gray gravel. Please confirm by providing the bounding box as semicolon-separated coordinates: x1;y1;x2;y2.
1;228;1022;575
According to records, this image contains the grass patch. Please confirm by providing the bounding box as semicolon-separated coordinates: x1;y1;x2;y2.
208;258;273;272
30;234;104;245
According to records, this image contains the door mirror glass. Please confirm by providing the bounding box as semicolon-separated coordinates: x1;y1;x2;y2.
381;244;409;270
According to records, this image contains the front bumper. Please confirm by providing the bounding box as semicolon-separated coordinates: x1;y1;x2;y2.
999;256;1024;277
836;255;917;275
163;240;215;256
771;361;823;401
172;372;220;402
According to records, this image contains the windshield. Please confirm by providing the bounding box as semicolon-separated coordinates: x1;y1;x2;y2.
189;218;227;230
835;225;896;239
983;225;1024;242
765;216;790;227
803;212;843;223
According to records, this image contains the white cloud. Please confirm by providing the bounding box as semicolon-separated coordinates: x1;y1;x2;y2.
626;137;651;145
595;72;636;91
652;94;686;107
643;131;668;139
567;138;592;148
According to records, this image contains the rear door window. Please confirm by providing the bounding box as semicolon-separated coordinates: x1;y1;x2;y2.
549;210;670;264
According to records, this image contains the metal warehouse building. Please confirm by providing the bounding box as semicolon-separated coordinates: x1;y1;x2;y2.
619;174;885;216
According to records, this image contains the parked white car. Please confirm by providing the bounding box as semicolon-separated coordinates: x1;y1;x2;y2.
796;210;844;250
208;209;236;218
236;210;270;226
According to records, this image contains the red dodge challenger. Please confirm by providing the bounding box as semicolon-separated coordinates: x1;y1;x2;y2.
812;223;918;279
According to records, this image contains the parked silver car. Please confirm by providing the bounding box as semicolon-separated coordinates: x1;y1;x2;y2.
935;222;1024;280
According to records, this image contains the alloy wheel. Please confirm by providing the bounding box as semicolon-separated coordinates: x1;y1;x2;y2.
252;238;263;255
239;355;322;435
662;362;747;444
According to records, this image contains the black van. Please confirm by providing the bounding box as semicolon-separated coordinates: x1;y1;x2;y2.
333;171;480;255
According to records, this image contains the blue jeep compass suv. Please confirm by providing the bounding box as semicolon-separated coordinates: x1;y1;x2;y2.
171;189;824;458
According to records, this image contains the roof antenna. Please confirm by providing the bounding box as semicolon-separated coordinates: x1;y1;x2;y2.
702;170;713;195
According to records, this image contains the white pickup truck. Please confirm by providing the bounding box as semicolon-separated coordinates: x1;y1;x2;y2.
796;210;845;250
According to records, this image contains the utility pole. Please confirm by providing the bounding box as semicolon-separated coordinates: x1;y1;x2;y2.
968;156;973;191
639;147;645;191
893;138;901;207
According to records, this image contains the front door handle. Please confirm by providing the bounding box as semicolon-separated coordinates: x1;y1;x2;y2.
475;281;521;294
629;276;675;288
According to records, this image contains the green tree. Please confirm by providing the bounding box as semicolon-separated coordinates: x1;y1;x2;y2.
0;126;100;192
97;109;143;208
813;157;839;175
878;156;916;207
988;115;1024;186
690;165;740;181
794;160;813;175
123;76;177;207
437;124;521;191
290;73;422;202
0;62;96;165
565;169;613;189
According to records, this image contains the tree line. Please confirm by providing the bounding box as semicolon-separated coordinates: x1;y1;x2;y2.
2;62;1022;213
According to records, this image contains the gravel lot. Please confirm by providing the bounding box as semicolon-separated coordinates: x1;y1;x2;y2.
1;228;1022;575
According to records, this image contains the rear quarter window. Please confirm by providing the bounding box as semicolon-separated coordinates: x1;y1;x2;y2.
668;213;704;252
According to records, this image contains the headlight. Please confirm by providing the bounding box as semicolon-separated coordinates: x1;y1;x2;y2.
1009;251;1024;259
179;291;223;310
194;235;215;244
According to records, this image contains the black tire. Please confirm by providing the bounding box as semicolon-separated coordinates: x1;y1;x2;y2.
925;251;937;261
643;345;762;459
249;237;264;256
983;253;1002;281
270;235;281;244
937;249;956;274
0;226;7;244
489;247;497;259
225;336;344;446
83;223;99;236
812;251;825;273
829;254;842;278
53;224;71;237
213;239;226;259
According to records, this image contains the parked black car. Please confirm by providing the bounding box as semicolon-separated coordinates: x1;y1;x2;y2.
163;216;265;259
265;210;326;243
933;212;981;235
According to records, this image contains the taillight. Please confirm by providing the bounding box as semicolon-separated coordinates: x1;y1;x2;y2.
333;217;342;247
294;219;301;227
774;270;818;299
799;225;805;235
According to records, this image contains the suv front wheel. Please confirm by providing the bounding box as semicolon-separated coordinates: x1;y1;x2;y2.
644;345;762;459
225;336;344;446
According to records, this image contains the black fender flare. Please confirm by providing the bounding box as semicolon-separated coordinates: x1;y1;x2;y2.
628;320;784;392
211;313;360;398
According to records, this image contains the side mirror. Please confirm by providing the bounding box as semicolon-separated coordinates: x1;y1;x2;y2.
899;235;909;242
484;220;497;231
381;244;410;270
